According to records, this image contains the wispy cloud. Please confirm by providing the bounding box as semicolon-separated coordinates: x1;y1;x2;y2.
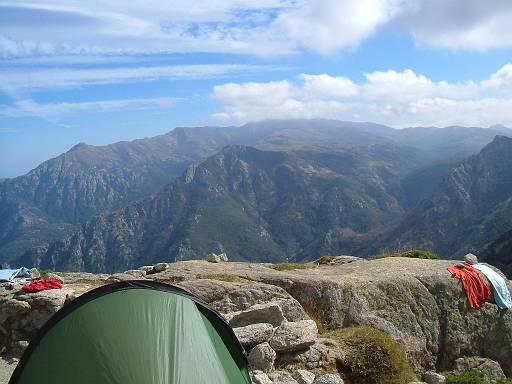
0;97;174;120
2;1;512;59
0;64;280;93
212;63;512;127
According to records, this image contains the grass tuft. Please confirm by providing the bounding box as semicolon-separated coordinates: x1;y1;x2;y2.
445;370;487;384
325;326;417;384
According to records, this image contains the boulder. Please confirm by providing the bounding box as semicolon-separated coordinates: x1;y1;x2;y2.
248;342;276;373
229;302;286;328
292;369;315;384
423;371;446;384
268;371;299;384
233;323;274;347
178;279;309;322
206;253;228;263
152;263;168;273
277;339;342;370
269;320;318;353
452;357;506;384
312;374;344;384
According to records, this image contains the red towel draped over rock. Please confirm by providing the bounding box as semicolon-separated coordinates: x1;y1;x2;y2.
447;263;491;308
22;277;63;293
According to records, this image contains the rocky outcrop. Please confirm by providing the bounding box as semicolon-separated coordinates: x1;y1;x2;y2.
1;257;511;382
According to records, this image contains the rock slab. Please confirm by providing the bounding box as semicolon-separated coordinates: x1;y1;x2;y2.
269;320;318;352
233;323;274;347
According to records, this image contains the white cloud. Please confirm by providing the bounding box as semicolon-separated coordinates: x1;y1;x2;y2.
211;63;512;127
0;97;174;120
266;0;403;54
362;69;477;102
397;0;512;51
482;63;512;91
301;74;359;98
3;0;511;58
213;81;294;106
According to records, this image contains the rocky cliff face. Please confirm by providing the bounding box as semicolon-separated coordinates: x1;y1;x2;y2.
22;144;439;272
2;120;508;266
2;257;511;382
345;136;512;264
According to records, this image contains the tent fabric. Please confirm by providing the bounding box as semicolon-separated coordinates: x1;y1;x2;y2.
9;280;251;384
0;267;31;282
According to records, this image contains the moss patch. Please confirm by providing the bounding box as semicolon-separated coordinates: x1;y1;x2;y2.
371;248;440;260
273;263;307;271
195;273;238;282
325;326;416;384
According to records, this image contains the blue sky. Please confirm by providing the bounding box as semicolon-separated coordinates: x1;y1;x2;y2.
1;1;512;177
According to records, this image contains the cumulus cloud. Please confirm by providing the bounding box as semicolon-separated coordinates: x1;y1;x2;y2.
211;64;512;127
266;0;402;54
397;0;512;51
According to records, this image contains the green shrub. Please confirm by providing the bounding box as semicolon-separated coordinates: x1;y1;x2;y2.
318;256;336;265
39;269;54;280
371;249;440;260
326;326;416;384
446;370;488;384
273;263;307;271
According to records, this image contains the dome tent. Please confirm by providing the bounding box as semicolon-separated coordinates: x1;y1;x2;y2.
9;280;251;384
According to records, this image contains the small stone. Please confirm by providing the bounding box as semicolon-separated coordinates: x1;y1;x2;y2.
11;340;29;356
152;263;168;273
268;371;299;384
312;374;344;384
269;320;318;353
248;342;276;373
230;302;286;327
251;370;273;384
233;323;274;347
292;369;316;384
423;371;446;384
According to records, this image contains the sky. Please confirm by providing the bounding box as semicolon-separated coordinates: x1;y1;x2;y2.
1;1;512;177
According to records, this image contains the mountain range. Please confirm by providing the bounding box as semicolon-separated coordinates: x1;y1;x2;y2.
2;119;511;274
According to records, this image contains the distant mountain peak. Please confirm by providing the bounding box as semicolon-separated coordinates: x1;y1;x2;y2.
68;142;90;151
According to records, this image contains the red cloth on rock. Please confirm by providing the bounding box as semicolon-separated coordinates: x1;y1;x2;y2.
22;277;63;293
447;263;491;308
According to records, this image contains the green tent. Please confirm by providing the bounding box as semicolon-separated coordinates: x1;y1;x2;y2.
10;280;251;384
